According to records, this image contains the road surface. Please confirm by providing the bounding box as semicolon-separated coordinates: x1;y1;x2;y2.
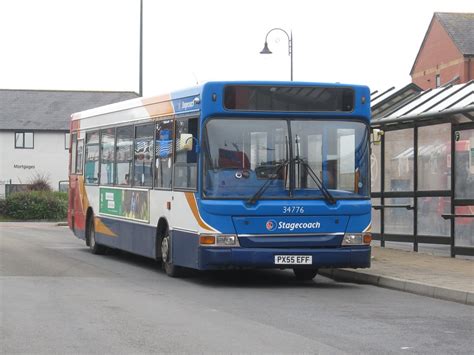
1;223;472;354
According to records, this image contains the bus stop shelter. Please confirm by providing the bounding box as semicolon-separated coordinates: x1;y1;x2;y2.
370;80;474;257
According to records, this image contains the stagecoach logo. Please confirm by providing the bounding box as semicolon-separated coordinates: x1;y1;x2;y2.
266;219;277;232
266;219;321;232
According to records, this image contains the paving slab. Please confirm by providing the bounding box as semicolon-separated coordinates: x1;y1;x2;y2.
320;246;474;305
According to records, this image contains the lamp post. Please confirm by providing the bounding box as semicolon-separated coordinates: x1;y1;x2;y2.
139;0;143;97
260;28;293;81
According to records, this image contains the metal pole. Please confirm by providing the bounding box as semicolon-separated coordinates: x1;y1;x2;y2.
290;31;293;81
139;0;143;97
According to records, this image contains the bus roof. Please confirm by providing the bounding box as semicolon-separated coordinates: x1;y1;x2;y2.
71;81;370;123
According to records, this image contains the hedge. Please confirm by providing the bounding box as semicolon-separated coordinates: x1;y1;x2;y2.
2;191;68;220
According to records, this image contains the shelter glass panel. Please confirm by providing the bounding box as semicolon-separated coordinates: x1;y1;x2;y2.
384;129;414;192
454;129;474;199
371;143;381;192
454;206;474;247
418;124;450;191
384;197;414;235
417;197;450;236
371;198;381;234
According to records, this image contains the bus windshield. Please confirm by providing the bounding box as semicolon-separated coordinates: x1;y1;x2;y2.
203;118;369;200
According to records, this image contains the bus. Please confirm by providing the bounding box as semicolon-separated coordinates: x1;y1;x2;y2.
68;81;372;280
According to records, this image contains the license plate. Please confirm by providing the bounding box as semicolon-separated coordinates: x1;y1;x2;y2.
274;255;312;265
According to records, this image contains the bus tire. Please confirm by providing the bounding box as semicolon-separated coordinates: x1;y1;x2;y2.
160;229;185;277
293;268;318;281
87;214;107;255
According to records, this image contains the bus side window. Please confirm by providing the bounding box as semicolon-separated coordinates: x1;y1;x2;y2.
100;128;115;185
115;126;134;186
70;133;77;174
174;117;198;190
155;119;174;189
133;124;154;187
85;131;99;184
76;139;84;175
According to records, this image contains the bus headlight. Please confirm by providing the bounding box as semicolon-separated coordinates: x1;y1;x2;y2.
200;234;240;247
342;233;371;246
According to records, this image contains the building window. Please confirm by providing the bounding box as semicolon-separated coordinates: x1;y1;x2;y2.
435;74;441;88
15;132;34;149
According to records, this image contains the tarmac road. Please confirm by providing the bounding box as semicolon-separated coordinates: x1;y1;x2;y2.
1;223;473;354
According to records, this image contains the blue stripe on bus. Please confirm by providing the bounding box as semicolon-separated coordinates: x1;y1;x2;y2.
198;246;371;270
170;229;200;269
95;217;157;259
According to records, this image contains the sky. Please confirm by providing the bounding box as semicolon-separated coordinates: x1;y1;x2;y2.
0;0;473;96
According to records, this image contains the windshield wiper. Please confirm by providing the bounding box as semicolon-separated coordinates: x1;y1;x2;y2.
296;158;336;205
246;160;289;205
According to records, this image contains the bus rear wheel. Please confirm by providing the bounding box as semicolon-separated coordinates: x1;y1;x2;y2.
293;268;318;281
161;230;185;277
87;215;107;255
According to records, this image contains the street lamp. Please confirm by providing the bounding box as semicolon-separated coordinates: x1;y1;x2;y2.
260;28;293;81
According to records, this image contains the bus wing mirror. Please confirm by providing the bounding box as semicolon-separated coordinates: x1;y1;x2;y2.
371;129;384;145
179;133;194;151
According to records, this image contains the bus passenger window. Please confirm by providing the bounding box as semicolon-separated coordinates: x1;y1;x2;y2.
70;133;77;174
133;124;154;187
76;139;84;174
115;126;134;186
174;117;198;189
155;119;174;189
85;131;99;184
100;128;115;185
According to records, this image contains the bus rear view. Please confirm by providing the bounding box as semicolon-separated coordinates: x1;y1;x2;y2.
196;83;372;280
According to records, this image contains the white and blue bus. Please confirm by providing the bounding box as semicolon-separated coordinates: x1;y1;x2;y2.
68;81;372;280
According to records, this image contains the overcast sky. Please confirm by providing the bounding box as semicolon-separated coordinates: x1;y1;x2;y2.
0;0;472;96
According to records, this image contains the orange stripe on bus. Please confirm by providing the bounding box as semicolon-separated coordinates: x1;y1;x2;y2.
142;94;174;118
184;192;215;232
94;217;117;237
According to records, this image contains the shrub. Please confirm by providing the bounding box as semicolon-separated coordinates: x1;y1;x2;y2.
0;199;6;215
3;191;67;220
27;173;52;192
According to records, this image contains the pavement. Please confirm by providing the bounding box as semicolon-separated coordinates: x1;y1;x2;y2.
320;245;474;305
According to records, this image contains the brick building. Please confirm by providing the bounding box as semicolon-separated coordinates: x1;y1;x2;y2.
410;12;474;90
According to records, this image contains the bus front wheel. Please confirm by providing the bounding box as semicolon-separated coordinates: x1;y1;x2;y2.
161;230;185;277
293;268;318;281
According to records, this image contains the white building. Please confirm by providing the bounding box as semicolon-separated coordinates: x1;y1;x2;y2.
0;89;138;197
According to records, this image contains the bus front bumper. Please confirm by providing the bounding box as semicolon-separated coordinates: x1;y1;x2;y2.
198;246;371;270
